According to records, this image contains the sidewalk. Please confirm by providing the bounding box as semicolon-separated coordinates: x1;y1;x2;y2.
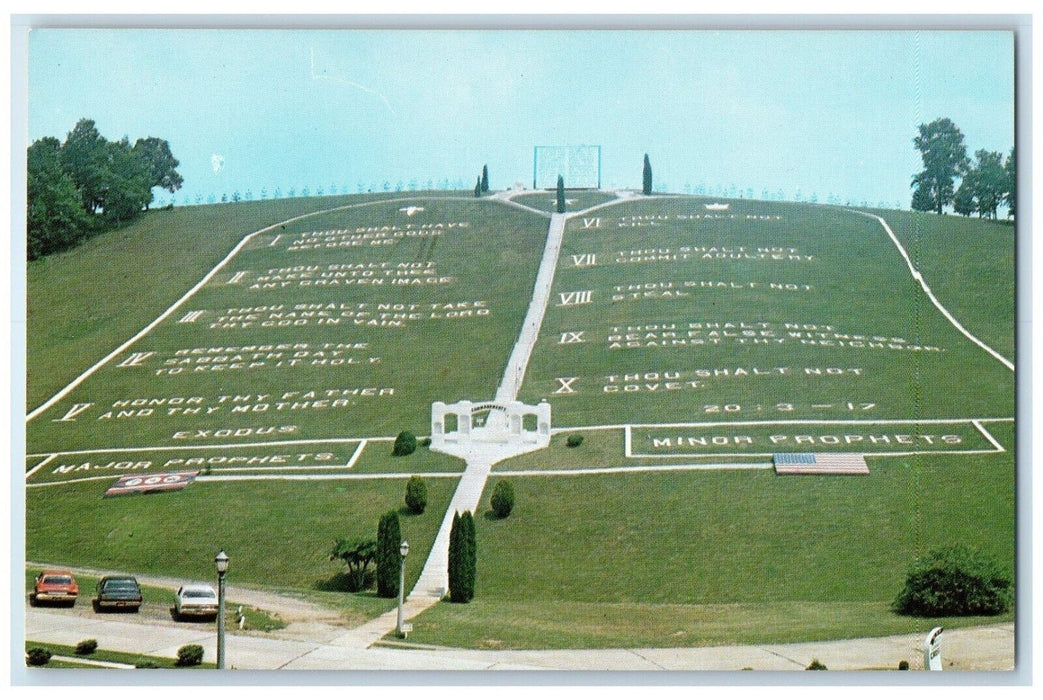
26;609;1014;672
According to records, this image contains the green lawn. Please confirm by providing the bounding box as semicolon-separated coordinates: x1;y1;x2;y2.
518;196;1014;427
26;193;434;409
26;196;549;452
402;600;1012;650
26;473;458;623
509;190;618;213
24;193;1016;650
25;641;217;669
867;208;1015;361
404;422;1014;648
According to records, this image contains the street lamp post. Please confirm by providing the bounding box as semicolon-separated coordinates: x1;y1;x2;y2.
215;550;229;669
396;540;409;637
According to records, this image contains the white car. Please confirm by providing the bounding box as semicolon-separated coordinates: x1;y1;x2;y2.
174;584;219;621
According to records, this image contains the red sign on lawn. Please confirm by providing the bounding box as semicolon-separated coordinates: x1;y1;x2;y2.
104;471;200;497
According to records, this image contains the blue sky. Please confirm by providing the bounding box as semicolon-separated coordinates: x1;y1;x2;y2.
27;28;1014;207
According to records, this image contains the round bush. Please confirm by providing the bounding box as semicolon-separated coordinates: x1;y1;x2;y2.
806;658;827;670
892;545;1012;617
898;660;910;670
175;644;204;667
566;434;584;448
392;430;417;457
405;475;428;514
75;638;98;655
490;480;515;518
26;647;52;666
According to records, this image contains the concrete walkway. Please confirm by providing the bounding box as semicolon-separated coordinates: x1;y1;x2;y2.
393;201;581;639
496;212;567;403
404;208;572;617
25;609;1014;671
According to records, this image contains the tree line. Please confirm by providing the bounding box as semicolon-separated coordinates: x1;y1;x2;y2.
27;118;183;260
912;117;1014;220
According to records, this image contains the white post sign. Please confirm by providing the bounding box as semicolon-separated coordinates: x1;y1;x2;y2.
923;626;944;671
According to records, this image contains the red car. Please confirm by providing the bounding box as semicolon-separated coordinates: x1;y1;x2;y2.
30;570;79;607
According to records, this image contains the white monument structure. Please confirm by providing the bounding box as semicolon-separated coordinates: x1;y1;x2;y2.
430;399;551;460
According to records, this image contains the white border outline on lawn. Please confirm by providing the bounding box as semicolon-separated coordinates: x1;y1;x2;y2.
26;470;464;489
624;418;1010;459
25;194;528;422
24;436;387;459
851;210;1014;372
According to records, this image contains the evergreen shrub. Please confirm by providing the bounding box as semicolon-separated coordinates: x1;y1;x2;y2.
892;545;1012;617
490;480;515;518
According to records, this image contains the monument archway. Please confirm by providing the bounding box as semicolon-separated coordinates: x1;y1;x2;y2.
431;399;551;452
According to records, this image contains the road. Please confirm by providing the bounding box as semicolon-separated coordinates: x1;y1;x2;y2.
24;605;1014;672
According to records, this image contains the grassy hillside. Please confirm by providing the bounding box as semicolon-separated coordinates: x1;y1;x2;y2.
868;208;1015;362
519;197;1014;428
24;192;1016;647
406;420;1015;648
25;192;460;409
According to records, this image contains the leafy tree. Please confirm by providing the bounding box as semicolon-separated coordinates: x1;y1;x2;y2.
953;173;977;217
60;118;109;214
892;545;1012;617
133;136;183;207
642;153;653;195
100;137;153;225
556;175;566;213
376;510;402;598
27;137;90;259
448;510;477;602
329;536;378;591
405;475;427;514
911;182;935;213
1003;148;1016;218
970;149;1006;219
912;118;969;214
481;164;489;192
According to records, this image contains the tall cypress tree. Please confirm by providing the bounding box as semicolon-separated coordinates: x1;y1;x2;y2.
481;165;489;192
556;175;566;213
474;177;482;198
448;511;464;602
461;510;477;602
448;510;477;603
642;153;653;195
376;510;401;598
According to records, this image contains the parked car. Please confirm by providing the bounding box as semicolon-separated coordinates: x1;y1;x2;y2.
93;576;143;612
174;584;219;621
30;570;79;607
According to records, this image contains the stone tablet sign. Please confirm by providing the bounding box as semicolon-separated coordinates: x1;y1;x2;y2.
533;145;601;189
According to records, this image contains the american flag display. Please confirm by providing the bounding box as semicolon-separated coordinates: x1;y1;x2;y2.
773;453;869;475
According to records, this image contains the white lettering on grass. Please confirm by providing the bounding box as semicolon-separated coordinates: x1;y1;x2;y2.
52;403;94;422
